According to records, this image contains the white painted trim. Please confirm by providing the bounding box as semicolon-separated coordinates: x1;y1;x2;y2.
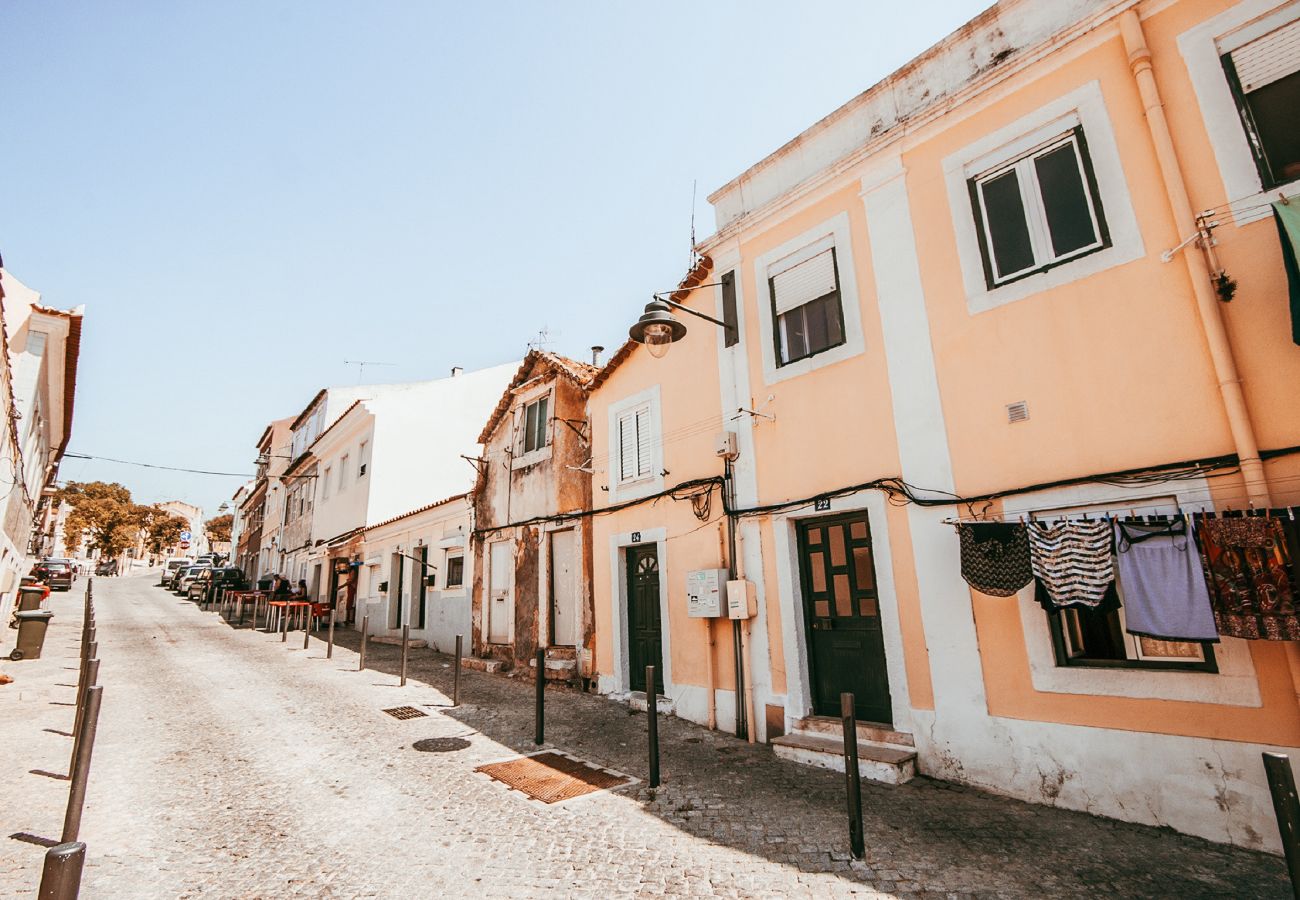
1178;0;1300;220
998;479;1261;706
941;80;1145;314
752;211;866;386
606;385;665;503
606;527;671;697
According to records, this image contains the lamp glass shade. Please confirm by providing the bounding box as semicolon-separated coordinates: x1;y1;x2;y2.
643;323;673;358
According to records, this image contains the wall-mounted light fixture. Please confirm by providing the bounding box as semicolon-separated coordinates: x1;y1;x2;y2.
628;283;729;358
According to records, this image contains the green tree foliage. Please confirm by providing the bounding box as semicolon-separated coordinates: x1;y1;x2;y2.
205;513;233;544
55;481;147;559
142;507;189;555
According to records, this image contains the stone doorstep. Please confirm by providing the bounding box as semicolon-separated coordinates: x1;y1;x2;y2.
627;690;676;717
459;656;507;674
370;636;428;649
528;655;578;682
792;715;915;749
771;732;917;785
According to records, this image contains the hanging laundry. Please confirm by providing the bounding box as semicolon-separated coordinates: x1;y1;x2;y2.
1027;519;1115;608
957;522;1033;597
1114;518;1218;643
1196;516;1300;641
1274;200;1300;346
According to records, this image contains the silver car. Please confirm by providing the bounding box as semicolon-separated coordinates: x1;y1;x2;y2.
175;564;211;594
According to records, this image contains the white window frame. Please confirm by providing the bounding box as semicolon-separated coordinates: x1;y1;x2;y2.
970;130;1107;286
606;385;663;503
753;212;866;386
1179;0;1300;222
358;440;369;478
942;80;1144;314
338;455;349;492
511;383;554;470
443;549;465;592
322;466;332;500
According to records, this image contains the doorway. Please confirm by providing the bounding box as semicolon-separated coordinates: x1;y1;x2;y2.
626;544;664;694
549;530;577;647
414;546;428;629
390;552;405;629
487;541;512;644
795;513;892;723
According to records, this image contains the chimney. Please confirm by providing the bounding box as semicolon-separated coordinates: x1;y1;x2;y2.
450;366;463;377
591;345;604;366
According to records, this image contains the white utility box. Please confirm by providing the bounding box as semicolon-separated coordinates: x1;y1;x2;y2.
726;579;757;620
686;568;727;618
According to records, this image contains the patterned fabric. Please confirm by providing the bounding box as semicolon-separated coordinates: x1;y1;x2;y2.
1027;520;1115;608
957;523;1033;597
1196;516;1300;641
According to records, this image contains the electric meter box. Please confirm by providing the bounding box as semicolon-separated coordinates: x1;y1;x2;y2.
686;568;726;618
727;579;757;620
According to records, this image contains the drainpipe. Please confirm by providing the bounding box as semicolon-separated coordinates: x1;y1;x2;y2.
724;458;747;740
1119;10;1271;507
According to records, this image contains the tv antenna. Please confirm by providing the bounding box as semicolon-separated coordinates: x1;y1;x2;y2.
527;327;554;352
343;360;397;383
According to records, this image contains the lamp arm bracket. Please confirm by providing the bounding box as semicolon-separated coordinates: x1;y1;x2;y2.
658;297;729;329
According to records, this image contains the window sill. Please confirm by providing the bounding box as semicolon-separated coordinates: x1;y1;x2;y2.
511;446;552;470
1055;656;1218;674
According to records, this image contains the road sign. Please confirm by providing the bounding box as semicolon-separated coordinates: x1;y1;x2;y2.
180;530;192;542
180;542;191;550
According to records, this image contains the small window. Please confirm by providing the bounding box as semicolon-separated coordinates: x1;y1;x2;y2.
322;467;332;499
1222;19;1300;189
26;331;47;357
617;404;653;483
721;270;739;348
522;395;549;454
358;440;369;478
969;127;1109;287
769;248;845;366
338;455;349;492
445;553;464;588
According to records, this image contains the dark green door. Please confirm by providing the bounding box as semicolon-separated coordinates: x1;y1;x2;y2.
627;545;664;695
415;546;428;629
797;513;892;724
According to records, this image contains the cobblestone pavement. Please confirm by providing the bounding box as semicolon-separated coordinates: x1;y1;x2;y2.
0;574;1289;898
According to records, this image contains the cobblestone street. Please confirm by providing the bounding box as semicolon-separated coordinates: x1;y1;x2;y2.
1;574;1290;898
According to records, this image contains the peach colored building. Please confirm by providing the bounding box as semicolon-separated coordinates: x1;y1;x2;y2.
590;0;1300;852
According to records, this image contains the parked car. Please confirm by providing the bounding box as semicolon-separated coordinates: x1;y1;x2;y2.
187;566;247;601
94;559;118;577
32;559;74;591
175;564;211;595
161;558;192;588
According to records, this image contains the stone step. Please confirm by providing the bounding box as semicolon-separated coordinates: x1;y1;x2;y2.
529;655;578;682
371;635;428;649
772;732;916;785
628;691;676;717
792;715;914;749
460;656;507;674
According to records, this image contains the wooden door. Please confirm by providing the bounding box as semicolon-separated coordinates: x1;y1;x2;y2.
796;514;892;723
626;545;664;694
390;552;405;629
549;530;578;647
414;546;428;629
488;541;511;644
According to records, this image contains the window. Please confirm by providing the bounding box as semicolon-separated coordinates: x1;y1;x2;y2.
322;467;332;500
522;395;549;454
969;127;1109;287
26;331;47;357
445;553;464;588
617;404;653;483
338;455;349;492
721;270;739;348
358;440;369;477
769;247;845;366
1222;18;1300;189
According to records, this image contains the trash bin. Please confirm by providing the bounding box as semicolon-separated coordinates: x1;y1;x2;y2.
17;585;47;612
11;609;53;660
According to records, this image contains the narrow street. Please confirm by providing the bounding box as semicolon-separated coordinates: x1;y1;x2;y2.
1;574;1290;898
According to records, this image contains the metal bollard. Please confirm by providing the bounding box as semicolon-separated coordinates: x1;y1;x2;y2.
62;685;103;843
647;665;660;788
303;608;313;650
453;634;462;707
535;648;545;745
70;659;99;773
280;601;289;643
359;615;369;672
326;608;336;659
400;625;410;687
840;692;865;860
1263;752;1300;898
37;841;85;900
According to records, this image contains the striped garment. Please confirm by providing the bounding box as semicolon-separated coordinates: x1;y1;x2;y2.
1027;520;1115;608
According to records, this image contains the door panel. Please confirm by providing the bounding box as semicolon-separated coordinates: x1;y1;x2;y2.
797;514;892;723
488;541;511;644
549;530;578;647
626;545;664;694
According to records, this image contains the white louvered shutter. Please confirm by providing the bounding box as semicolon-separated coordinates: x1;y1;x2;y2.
1231;18;1300;92
618;411;635;482
771;248;837;315
635;406;653;478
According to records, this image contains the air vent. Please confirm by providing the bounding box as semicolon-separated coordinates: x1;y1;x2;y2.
1006;401;1030;424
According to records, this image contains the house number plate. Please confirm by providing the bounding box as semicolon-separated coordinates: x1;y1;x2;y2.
814;498;831;512
631;532;641;544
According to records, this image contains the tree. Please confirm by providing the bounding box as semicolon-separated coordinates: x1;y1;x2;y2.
141;507;188;556
55;481;147;559
205;513;233;544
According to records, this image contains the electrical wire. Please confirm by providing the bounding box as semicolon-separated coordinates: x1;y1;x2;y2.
62;451;252;478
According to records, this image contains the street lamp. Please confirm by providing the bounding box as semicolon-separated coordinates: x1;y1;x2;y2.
628;286;730;358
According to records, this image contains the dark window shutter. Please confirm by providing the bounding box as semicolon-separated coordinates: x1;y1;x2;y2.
721;271;739;347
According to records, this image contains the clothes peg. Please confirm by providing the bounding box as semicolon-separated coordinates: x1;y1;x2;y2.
1289;507;1296;521
1281;191;1291;205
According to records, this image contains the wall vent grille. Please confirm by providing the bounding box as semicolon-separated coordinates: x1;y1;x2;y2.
1006;401;1030;424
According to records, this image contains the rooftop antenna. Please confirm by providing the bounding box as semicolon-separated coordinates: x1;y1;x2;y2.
527;327;554;353
690;178;697;262
343;360;397;384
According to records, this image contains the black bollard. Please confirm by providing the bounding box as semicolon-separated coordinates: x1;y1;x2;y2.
535;648;545;745
400;624;410;686
453;634;462;707
841;692;865;860
647;665;660;788
37;841;85;900
326;608;336;660
280;600;289;643
359;615;369;672
70;659;99;774
1263;752;1300;898
62;686;103;843
303;607;313;650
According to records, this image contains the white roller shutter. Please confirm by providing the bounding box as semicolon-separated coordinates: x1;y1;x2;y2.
1231;18;1300;92
772;248;837;315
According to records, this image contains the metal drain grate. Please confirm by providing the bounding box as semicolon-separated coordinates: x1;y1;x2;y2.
476;751;632;804
383;706;428;720
413;737;471;753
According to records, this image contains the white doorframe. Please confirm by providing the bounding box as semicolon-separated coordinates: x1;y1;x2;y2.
607;526;670;696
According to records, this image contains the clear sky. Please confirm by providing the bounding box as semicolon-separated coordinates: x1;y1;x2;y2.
2;0;989;520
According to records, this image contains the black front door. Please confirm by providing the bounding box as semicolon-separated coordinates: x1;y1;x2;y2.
415;547;428;629
797;513;892;723
627;545;664;695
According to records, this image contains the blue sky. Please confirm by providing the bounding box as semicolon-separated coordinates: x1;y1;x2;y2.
2;0;989;519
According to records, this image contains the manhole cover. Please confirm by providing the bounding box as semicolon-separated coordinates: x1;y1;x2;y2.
476;751;632;804
383;706;428;720
413;737;470;753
